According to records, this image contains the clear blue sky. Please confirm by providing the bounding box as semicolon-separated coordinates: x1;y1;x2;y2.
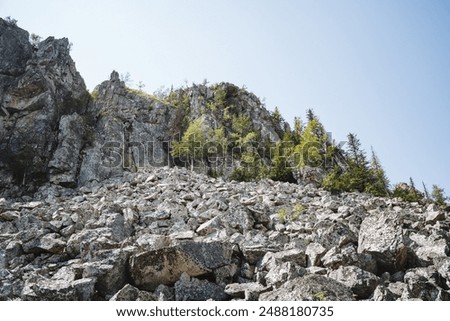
2;0;450;194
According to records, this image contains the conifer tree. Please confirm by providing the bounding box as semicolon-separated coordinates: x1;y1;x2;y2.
230;115;256;149
171;118;207;170
270;134;296;182
347;133;368;168
207;127;227;167
293;116;303;144
431;184;448;206
422;182;430;200
365;147;390;196
409;177;416;192
306;108;316;122
343;133;370;192
408;177;420;200
273;107;281;125
294;118;328;168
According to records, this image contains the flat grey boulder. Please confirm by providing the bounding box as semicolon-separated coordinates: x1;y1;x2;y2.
357;210;407;272
175;273;228;301
129;240;232;290
328;265;379;299
259;274;355;301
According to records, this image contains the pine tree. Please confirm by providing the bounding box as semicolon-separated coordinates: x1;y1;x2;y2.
294;118;328;168
231;115;254;148
273;107;281;124
365;147;390;196
409;177;416;191
409;177;420;200
293;116;303;144
422;182;430;200
306;109;316;122
270;135;295;182
230;147;268;182
431;184;448;206
343;133;370;193
347;133;368;168
171;118;207;170
322;165;346;193
207;127;227;164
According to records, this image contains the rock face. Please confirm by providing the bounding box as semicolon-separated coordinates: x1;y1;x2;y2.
1;18;450;301
0;19;89;195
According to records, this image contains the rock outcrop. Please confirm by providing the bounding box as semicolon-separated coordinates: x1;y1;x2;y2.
0;19;89;195
0;17;284;196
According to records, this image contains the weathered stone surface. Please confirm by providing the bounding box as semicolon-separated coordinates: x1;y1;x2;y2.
434;257;450;287
409;232;449;264
265;262;306;287
174;273;228;301
357;210;407;272
314;221;357;249
24;232;64;253
372;282;408;301
49;114;86;187
110;284;156;301
259;248;307;271
306;242;327;267
0;18;33;76
328;265;379;299
22;266;95;301
82;248;132;297
129;241;232;290
403;267;450;301
0;165;449;301
425;210;445;224
259;274;355;301
225;282;270;300
0;19;89;195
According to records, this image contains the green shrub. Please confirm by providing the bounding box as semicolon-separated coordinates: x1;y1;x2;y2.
291;203;305;221
392;184;421;202
314;292;326;301
278;208;288;222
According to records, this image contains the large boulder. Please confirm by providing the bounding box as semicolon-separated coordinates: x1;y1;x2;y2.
129;241;233;290
357;210;407;273
22;266;96;301
259;274;355;301
328;265;379;299
174;273;228;301
403;267;450;301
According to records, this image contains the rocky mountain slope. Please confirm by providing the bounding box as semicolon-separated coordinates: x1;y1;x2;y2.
1;18;449;301
1;166;449;301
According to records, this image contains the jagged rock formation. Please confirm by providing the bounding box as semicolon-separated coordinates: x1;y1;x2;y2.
1;18;449;301
0;19;89;194
0;18;284;197
1;167;449;301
